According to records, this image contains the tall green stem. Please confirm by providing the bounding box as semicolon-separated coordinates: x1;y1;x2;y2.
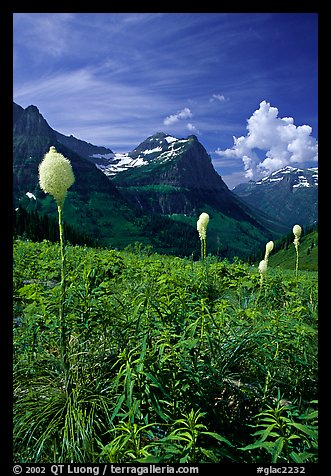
58;204;69;389
200;238;207;260
295;243;299;280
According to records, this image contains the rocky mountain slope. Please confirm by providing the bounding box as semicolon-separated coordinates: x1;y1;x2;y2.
93;132;287;235
232;166;318;227
13;102;200;253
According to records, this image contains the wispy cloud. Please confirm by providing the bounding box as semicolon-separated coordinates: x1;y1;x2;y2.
209;93;226;103
186;123;200;134
14;67;174;148
163;108;193;126
14;13;75;59
14;13;318;186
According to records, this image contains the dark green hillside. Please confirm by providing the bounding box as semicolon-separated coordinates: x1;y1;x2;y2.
111;132;288;257
170;206;273;259
268;228;318;271
251;225;318;271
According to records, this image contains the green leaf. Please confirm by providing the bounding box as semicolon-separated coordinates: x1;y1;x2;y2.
290;451;316;463
271;437;284;463
300;410;318;420
110;394;125;423
202;431;233;446
290;451;304;463
256;424;280;442
240;441;274;451
290;422;318;438
179;449;190;463
136;455;162;463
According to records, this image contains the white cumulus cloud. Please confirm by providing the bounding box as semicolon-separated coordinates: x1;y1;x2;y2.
163;107;193;126
215;100;318;180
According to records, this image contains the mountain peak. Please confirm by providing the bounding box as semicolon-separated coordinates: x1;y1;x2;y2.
24;104;40;114
13;102;57;152
233;166;318;227
97;132;225;191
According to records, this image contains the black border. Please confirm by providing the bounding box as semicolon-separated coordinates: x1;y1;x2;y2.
6;4;323;473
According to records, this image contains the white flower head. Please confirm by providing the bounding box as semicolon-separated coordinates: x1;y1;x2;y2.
293;224;302;249
293;224;302;240
264;240;274;261
197;212;209;240
39;146;75;206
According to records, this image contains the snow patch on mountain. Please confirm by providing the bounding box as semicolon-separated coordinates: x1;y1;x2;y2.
165;135;178;143
141;146;163;155
92;134;191;177
95;152;148;176
255;166;318;188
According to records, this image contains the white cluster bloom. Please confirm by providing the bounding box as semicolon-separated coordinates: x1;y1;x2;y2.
293;224;302;249
293;224;302;240
264;240;274;263
197;212;209;240
39;146;75;206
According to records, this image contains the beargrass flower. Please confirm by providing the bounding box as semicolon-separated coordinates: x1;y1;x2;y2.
197;212;209;259
293;224;302;246
264;241;274;263
258;259;268;276
293;224;302;279
39;146;75;206
197;212;209;240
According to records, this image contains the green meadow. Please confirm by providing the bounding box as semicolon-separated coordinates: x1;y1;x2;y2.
13;238;318;463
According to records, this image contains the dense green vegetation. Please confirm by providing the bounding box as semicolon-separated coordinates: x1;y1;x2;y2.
14;202;200;257
13;238;318;463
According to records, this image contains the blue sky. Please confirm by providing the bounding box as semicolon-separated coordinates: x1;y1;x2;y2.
13;12;318;188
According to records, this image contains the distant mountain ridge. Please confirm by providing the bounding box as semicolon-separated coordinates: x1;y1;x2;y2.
54;130;114;165
233;166;318;228
255;166;318;188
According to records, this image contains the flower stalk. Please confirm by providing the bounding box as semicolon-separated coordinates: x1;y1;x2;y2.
256;239;274;303
57;204;67;372
39;146;75;392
